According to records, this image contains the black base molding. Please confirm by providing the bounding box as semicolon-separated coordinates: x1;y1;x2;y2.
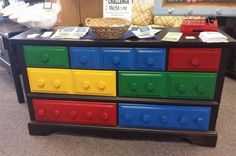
28;122;218;147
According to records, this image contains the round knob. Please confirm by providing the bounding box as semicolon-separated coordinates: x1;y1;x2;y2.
80;56;88;64
160;115;169;124
130;82;138;91
37;79;45;88
124;114;132;122
53;80;61;89
187;8;193;16
146;83;154;92
142;115;150;123
179;117;188;125
196;85;205;94
82;81;90;89
69;111;77;119
112;56;120;66
168;8;174;14
191;58;200;67
146;57;154;66
101;112;109;121
98;81;106;90
38;109;45;117
196;117;205;126
41;54;49;63
177;84;186;93
216;9;222;15
86;111;93;120
53;110;61;118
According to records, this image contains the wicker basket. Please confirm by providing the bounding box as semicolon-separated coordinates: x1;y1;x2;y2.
85;18;131;39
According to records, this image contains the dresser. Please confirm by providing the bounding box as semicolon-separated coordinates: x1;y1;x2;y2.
10;28;236;147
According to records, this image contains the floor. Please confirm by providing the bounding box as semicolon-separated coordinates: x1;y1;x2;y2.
0;67;235;156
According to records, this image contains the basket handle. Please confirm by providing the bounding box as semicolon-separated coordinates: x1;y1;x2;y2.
85;18;92;26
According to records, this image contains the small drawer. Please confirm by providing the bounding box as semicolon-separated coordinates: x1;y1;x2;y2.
119;103;211;131
24;46;69;68
100;48;133;70
70;47;99;69
72;70;116;96
134;48;166;71
118;71;167;98
167;72;217;100
27;68;73;94
168;48;221;72
33;99;117;126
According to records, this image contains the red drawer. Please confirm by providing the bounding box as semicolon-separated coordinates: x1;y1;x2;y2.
33;99;117;126
168;48;221;72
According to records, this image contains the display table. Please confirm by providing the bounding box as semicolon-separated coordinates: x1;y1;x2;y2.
10;28;236;147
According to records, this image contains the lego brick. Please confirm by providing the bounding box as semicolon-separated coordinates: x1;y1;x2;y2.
100;48;133;70
24;46;69;68
33;99;117;126
118;71;167;98
70;47;99;69
72;70;116;96
168;48;221;72
119;103;211;131
167;72;217;100
133;48;166;71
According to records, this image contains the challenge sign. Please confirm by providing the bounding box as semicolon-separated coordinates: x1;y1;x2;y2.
103;0;132;21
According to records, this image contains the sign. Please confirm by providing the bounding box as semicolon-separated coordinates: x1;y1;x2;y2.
103;0;132;21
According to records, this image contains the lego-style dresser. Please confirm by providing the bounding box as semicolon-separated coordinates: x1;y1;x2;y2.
10;28;236;147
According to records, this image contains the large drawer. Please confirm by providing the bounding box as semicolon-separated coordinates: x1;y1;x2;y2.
118;71;167;98
168;48;221;72
119;103;211;131
167;72;217;100
33;99;117;126
24;46;69;68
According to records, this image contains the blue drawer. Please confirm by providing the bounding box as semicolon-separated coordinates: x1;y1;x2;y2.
134;48;166;71
100;48;133;70
70;47;99;69
119;103;211;131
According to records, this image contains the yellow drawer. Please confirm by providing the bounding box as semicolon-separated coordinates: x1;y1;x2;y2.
27;68;73;94
72;70;116;96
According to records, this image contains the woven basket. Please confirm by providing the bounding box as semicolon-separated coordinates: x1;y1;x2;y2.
85;18;131;39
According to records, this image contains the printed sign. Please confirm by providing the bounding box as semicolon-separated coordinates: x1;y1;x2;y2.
103;0;132;21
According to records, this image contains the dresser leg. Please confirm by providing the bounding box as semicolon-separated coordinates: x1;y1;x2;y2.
187;134;217;147
28;122;53;136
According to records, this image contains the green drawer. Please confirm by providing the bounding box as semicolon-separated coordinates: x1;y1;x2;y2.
118;71;167;98
24;46;69;68
167;72;217;100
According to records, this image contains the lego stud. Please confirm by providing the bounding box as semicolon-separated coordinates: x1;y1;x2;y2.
69;111;77;119
142;114;150;123
130;82;138;91
86;111;93;120
146;57;154;66
98;81;106;90
160;115;169;124
37;79;45;88
38;109;45;117
112;56;120;66
53;80;61;89
101;112;109;121
191;57;200;67
196;117;205;126
41;54;49;63
79;56;88;64
124;114;132;122
146;82;154;92
82;81;90;89
177;84;186;93
179;116;188;125
196;85;205;94
53;110;61;118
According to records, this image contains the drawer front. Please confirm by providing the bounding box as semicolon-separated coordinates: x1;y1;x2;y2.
73;70;116;96
119;103;211;131
100;48;133;70
33;99;117;126
168;48;221;72
167;72;217;99
27;68;73;94
134;48;166;71
118;71;167;98
24;46;69;68
70;47;99;69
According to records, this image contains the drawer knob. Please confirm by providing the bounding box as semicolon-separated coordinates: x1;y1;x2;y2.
98;81;106;90
79;56;88;64
53;110;61;118
146;57;154;66
82;81;90;89
53;80;61;89
142;114;150;123
86;111;93;120
179;116;188;125
160;115;169;124
41;54;49;63
196;85;205;94
177;84;186;93
112;56;120;66
38;109;45;117
101;112;109;121
191;58;200;67
146;83;154;92
124;114;132;122
130;82;138;91
69;111;77;119
196;117;205;126
37;79;45;88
